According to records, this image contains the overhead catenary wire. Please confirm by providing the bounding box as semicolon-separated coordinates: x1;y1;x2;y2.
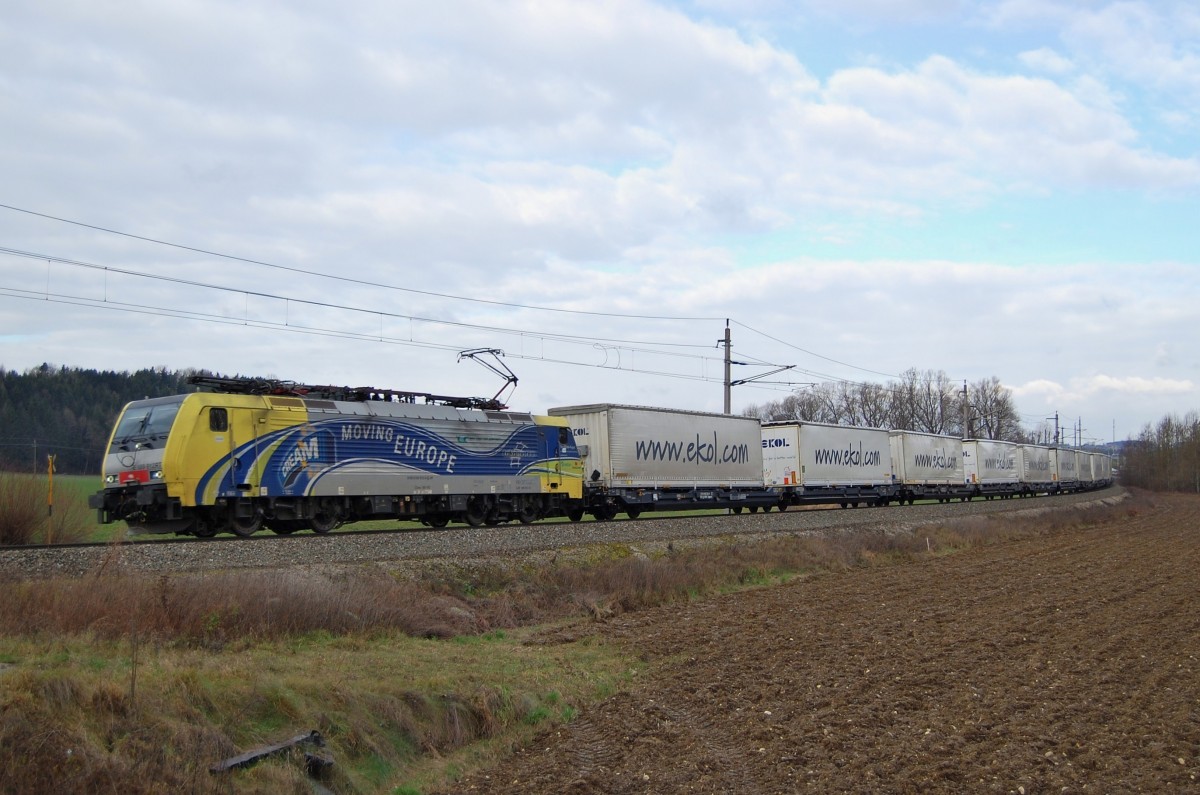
1;284;807;393
0;245;725;357
0;202;722;322
0;203;1009;402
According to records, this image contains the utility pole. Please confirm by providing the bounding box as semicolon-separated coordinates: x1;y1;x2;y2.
961;381;969;439
722;320;732;415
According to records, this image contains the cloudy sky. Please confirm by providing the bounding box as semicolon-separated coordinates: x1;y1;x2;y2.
2;0;1197;443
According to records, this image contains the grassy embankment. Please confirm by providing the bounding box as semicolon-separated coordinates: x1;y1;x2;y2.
0;487;1132;793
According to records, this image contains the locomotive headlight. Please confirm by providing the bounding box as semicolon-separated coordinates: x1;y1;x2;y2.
151;470;164;480
105;474;117;484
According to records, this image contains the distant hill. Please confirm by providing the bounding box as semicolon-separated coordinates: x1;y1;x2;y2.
0;364;212;475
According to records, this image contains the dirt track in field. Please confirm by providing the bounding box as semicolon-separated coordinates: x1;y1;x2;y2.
442;492;1200;794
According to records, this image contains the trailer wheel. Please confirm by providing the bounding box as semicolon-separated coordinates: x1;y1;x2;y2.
732;506;744;514
425;514;450;528
567;508;584;522
626;508;642;519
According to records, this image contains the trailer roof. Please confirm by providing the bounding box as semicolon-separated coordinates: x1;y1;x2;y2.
548;403;759;421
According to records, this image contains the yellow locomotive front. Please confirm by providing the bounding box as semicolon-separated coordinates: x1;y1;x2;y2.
90;393;196;534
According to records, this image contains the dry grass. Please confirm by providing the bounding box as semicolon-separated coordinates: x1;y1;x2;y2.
1;496;1138;647
0;469;92;545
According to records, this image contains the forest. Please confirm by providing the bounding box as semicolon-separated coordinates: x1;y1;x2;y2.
1119;412;1200;493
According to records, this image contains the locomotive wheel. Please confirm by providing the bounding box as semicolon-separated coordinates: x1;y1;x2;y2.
309;506;340;534
425;514;450;528
464;500;487;527
518;505;541;524
228;512;262;538
193;519;217;538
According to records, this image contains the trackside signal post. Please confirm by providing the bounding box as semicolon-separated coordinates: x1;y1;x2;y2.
46;453;56;544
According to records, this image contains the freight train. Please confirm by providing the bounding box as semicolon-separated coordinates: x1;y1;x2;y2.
89;377;1114;537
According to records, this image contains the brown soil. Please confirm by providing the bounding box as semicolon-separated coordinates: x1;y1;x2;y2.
443;492;1200;794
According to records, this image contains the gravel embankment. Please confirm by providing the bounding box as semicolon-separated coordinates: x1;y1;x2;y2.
0;487;1127;581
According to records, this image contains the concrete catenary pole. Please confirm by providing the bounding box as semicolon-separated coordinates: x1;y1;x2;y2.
722;320;732;415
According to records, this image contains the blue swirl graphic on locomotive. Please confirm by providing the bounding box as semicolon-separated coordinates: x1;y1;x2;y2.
199;419;552;499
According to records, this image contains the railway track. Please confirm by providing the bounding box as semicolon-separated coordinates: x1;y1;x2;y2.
0;486;1126;581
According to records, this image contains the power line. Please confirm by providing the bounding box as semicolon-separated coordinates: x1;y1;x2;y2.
0;287;749;386
0;245;724;357
1;204;1015;402
0;202;723;322
731;320;904;380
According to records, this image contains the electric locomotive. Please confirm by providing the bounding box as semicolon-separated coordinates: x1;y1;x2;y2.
89;376;584;537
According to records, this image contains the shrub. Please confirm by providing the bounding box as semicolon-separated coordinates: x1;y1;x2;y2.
0;470;46;544
0;470;92;545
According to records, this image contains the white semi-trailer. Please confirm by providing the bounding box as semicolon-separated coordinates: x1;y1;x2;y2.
762;422;897;507
962;438;1021;498
888;430;972;503
1054;447;1080;490
548;404;773;519
1017;444;1056;495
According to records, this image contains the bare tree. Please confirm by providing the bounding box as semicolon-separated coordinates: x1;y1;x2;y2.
967;376;1023;440
858;382;892;428
910;369;955;434
743;368;1030;442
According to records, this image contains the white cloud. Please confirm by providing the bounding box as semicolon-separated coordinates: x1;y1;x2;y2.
992;1;1200;127
1019;47;1075;75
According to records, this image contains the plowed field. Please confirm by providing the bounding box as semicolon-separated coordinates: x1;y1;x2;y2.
443;492;1200;793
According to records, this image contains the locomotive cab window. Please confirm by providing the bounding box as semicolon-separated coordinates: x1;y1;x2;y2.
210;408;228;432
